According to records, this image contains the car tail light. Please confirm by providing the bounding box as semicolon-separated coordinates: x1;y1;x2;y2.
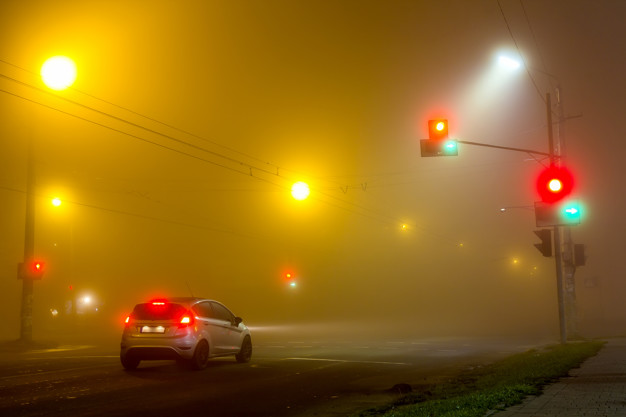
178;311;194;328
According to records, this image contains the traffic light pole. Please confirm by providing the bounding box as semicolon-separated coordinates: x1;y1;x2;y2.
449;93;569;344
546;92;567;345
553;225;566;344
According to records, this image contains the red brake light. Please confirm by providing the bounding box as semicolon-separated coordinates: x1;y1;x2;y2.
124;316;130;325
178;311;194;327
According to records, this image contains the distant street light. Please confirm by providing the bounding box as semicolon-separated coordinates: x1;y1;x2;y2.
499;205;533;212
51;197;62;207
41;56;77;90
291;181;310;201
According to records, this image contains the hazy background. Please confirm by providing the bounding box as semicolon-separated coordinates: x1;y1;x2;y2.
1;0;625;342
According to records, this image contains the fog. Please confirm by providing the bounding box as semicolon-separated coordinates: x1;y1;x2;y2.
1;0;625;344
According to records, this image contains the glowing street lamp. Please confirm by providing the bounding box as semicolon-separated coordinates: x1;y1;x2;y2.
51;197;62;207
291;181;310;201
41;56;77;90
497;55;521;70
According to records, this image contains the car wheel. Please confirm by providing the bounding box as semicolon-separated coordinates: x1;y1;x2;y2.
190;340;210;370
236;336;252;363
120;352;140;370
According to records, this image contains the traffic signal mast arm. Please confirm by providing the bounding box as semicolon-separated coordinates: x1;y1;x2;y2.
456;140;551;158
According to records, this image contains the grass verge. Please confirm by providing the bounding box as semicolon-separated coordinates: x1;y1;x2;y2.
357;340;605;417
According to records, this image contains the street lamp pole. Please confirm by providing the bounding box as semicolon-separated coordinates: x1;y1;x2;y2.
18;56;77;342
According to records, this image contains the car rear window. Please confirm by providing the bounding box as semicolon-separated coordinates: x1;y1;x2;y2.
132;302;187;320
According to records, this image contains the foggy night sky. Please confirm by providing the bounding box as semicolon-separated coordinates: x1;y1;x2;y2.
1;0;625;341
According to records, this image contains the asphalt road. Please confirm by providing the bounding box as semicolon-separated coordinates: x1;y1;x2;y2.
0;333;547;417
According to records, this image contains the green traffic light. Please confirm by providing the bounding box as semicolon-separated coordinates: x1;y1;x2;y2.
443;141;457;153
561;203;581;223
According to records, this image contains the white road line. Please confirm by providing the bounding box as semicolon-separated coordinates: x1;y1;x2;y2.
285;357;410;366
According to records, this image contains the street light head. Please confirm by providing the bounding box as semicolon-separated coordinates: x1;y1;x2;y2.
41;56;77;90
498;55;521;70
51;197;62;207
291;181;310;201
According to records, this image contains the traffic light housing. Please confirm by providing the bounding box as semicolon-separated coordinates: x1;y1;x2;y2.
283;271;297;288
534;229;552;257
536;165;573;203
18;260;46;280
534;201;581;227
574;244;586;266
420;119;458;157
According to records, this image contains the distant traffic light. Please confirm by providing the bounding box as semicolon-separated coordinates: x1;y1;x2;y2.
18;260;46;280
283;271;297;288
428;119;448;140
534;229;552;257
536;165;573;203
535;201;581;227
420;119;458;157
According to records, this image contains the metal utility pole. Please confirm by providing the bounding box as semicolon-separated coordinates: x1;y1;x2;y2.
20;137;36;342
555;87;579;339
546;92;567;345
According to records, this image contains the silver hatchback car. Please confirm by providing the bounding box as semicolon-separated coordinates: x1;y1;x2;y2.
120;297;252;370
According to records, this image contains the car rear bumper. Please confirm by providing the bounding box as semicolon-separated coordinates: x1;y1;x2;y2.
120;335;197;360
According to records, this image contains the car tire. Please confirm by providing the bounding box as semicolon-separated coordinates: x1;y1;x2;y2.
235;336;252;363
120;353;140;370
190;340;210;370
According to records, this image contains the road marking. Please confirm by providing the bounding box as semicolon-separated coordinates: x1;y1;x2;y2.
286;357;410;366
24;345;94;354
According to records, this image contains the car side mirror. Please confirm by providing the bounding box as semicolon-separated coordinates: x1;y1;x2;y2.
234;317;243;326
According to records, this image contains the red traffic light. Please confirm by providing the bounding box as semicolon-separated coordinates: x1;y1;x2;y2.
18;260;46;280
428;119;448;140
29;260;45;279
536;165;573;204
283;271;297;288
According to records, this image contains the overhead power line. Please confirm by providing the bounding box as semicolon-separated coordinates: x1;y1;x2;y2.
0;61;460;245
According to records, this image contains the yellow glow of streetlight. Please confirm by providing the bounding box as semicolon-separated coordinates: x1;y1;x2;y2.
291;181;310;201
41;56;77;90
51;197;62;207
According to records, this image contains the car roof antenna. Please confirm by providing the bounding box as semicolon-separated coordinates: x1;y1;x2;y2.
185;281;195;297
